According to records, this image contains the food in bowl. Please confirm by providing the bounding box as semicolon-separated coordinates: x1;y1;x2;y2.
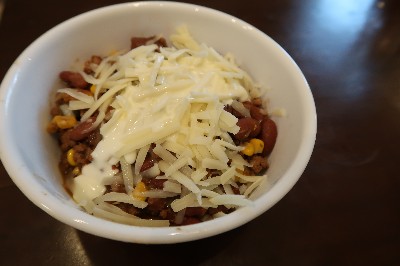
47;25;278;226
0;1;316;243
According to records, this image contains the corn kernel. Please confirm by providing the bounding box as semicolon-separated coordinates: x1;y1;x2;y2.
250;138;264;154
72;167;80;176
108;49;119;56
90;85;96;94
67;148;77;166
52;115;77;129
132;181;147;201
46;122;58;133
242;139;265;156
242;142;255;156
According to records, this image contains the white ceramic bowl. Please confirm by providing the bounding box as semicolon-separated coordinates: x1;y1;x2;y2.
0;2;316;244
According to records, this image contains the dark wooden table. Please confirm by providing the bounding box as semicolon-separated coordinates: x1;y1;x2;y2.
1;0;399;265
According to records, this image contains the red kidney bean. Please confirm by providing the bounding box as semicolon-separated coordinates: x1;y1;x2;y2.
248;120;261;138
154;37;167;48
131;36;154;49
252;98;263;106
261;118;278;155
86;129;102;148
84;55;102;74
250;106;265;121
146;198;166;213
131;36;168;50
185;207;207;217
69;117;96;141
59;71;89;89
116;203;139;216
111;181;126;193
207;205;230;215
242;101;252;110
224;105;244;119
235;117;259;140
182;217;201;225
231;185;240;195
142;178;166;190
241;101;266;121
140;157;155;172
139;144;160;172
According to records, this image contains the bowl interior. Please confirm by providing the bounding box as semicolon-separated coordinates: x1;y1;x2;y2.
0;2;316;243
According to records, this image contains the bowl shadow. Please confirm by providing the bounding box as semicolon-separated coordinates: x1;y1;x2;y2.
77;224;245;265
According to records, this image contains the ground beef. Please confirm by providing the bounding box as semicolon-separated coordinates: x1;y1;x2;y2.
59;152;72;177
59;130;76;151
73;143;92;166
250;155;269;174
50;106;62;116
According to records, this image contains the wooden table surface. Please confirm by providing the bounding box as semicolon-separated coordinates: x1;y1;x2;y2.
1;0;399;265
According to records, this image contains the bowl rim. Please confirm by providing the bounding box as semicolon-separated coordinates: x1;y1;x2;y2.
0;1;317;244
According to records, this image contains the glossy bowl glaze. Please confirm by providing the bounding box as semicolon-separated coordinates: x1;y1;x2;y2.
0;2;316;243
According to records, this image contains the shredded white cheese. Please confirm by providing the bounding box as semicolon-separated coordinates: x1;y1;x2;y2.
64;25;267;221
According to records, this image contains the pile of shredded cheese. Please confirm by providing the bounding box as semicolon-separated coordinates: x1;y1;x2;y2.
62;25;267;226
